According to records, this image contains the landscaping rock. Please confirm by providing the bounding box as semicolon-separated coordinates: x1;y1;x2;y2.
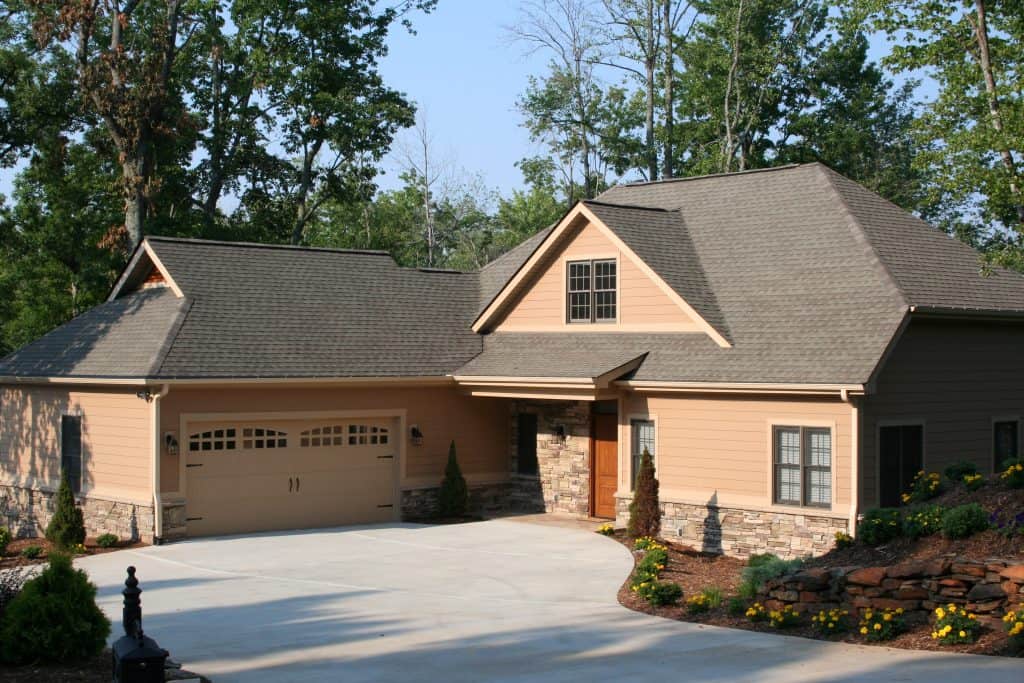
847;567;887;587
967;583;1006;601
999;565;1024;582
951;562;986;577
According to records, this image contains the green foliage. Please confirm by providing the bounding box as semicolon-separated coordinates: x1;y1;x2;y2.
19;545;41;560
634;536;662;551
943;461;979;483
998;459;1024;488
931;604;981;645
726;596;747;616
858;607;905;642
940;503;990;539
0;528;10;555
811;607;851;634
95;534;119;549
0;553;110;664
962;473;985;491
902;505;944;540
686;587;723;613
596;523;615;536
745;602;768;622
901;470;943;505
738;555;803;599
640;581;683;607
44;475;85;550
856;508;902;546
629;538;678;607
437;441;469;518
834;531;854;549
627;449;660;538
766;604;801;629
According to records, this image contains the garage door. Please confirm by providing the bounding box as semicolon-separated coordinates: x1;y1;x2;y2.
184;416;397;536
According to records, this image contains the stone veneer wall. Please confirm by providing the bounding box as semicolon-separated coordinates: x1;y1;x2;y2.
0;484;154;542
401;481;515;520
615;495;849;559
760;558;1024;618
507;400;592;517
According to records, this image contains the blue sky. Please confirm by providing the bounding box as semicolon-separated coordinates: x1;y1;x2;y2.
0;1;929;203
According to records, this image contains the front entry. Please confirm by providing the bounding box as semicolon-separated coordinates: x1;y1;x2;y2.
879;424;924;507
592;413;618;518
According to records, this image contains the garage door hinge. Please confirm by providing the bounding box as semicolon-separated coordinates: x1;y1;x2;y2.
186;517;203;521
377;504;394;509
186;463;203;468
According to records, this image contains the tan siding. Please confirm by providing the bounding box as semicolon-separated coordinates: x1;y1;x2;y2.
623;392;852;513
496;221;701;332
0;385;151;502
159;385;508;493
862;318;1024;507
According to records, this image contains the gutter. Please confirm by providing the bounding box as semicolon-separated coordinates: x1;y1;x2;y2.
841;388;860;538
616;380;866;397
151;384;170;543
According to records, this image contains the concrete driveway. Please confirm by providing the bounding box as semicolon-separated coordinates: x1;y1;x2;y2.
77;519;1021;682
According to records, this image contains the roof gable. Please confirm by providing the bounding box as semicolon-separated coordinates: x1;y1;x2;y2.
472;202;732;347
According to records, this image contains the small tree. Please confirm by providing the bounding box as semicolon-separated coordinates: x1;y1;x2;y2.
438;441;469;518
628;449;660;538
0;553;110;664
45;474;85;550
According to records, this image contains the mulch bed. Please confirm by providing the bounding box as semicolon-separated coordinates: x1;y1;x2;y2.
615;533;1023;657
1;537;145;570
0;649;110;682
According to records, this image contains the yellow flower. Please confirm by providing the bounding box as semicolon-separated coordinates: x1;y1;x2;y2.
860;627;868;635
895;608;903;615
883;613;892;622
958;630;966;638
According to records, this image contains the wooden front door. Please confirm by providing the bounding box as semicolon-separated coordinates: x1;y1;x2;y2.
593;413;618;519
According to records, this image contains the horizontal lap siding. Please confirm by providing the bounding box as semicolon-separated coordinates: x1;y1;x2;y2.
0;385;151;502
497;221;699;331
863;318;1024;507
159;385;508;493
625;393;852;510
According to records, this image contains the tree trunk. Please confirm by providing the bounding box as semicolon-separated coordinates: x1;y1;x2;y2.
974;0;1024;226
662;0;674;179
721;0;744;173
645;0;657;181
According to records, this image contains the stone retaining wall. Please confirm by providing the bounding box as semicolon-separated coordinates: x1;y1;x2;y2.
400;482;514;520
761;557;1024;618
0;484;154;542
615;495;849;559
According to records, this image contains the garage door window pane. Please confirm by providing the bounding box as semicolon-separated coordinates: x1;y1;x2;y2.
189;428;237;452
301;425;347;448
241;428;287;449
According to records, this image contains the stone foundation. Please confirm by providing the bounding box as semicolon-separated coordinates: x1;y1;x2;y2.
0;484;154;542
615;495;849;559
401;481;514;520
508;400;592;517
761;558;1023;618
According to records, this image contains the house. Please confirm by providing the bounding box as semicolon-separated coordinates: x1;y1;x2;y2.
2;163;1024;558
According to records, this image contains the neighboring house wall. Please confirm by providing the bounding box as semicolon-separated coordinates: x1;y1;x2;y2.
158;384;510;524
495;220;701;332
618;392;854;558
862;317;1024;507
0;384;154;540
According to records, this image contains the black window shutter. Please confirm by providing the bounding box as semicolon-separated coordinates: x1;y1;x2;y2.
516;414;538;475
61;415;83;494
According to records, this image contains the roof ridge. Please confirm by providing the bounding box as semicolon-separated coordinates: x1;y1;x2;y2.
144;235;393;257
582;199;677;212
815;164;909;309
614;163;807;189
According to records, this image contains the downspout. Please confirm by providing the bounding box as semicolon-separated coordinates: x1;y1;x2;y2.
151;384;170;544
841;388;859;537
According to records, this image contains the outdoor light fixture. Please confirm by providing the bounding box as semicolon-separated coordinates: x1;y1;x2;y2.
554;424;567;443
410;425;424;446
135;389;153;402
164;433;178;456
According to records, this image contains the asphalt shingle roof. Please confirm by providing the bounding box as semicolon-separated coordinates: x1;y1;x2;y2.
5;163;1024;385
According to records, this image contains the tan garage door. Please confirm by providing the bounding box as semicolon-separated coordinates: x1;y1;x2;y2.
184;416;397;536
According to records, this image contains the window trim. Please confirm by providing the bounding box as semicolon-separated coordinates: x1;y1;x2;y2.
769;423;835;510
565;257;618;324
629;417;657;491
992;416;1021;474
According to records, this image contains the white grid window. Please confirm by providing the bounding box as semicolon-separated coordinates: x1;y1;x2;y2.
348;424;389;445
189;428;237;452
631;419;655;489
773;426;831;508
242;428;287;449
567;259;616;323
300;425;345;448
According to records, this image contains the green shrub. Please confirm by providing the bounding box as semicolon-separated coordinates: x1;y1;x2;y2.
901;470;942;504
745;602;768;622
700;586;723;609
811;607;851;634
941;503;990;539
943;460;979;483
686;593;712;613
44;475;85;550
634;536;663;551
20;545;42;559
596;523;615;536
833;531;853;549
767;604;801;629
859;607;905;642
902;505;944;540
627;449;660;538
0;553;109;664
746;553;778;568
931;604;981;644
96;533;119;548
856;508;902;546
640;581;682;607
0;528;10;555
738;555;803;599
1004;609;1024;645
998;459;1024;488
437;441;468;518
726;597;747;616
962;473;985;491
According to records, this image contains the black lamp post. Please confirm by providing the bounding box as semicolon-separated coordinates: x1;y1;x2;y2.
112;566;169;683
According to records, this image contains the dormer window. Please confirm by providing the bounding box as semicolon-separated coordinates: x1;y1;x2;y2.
567;259;616;323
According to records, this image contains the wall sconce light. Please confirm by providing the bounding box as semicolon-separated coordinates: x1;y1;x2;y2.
554;424;567;443
136;389;154;402
410;425;424;446
164;432;178;456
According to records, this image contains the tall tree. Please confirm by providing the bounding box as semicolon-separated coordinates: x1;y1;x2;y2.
856;0;1024;244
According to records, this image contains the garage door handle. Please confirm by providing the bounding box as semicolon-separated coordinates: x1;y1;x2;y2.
186;463;202;468
377;455;394;460
295;477;300;492
289;477;293;492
